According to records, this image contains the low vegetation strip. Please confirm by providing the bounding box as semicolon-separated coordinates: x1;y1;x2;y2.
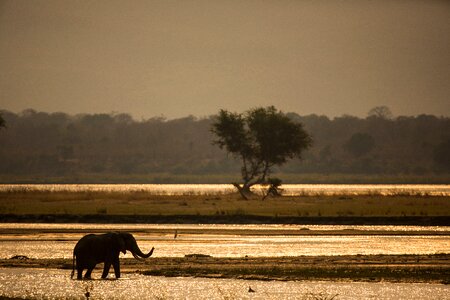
139;255;450;284
1;191;448;220
142;265;447;283
1;214;449;226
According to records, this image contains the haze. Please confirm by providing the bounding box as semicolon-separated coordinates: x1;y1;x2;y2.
1;0;449;119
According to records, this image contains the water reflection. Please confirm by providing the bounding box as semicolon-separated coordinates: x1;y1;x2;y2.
0;224;448;259
1;183;449;196
0;268;447;300
1;222;449;232
1;236;448;259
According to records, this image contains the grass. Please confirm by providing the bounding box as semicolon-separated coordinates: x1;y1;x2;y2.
0;188;449;218
142;265;448;283
137;255;450;284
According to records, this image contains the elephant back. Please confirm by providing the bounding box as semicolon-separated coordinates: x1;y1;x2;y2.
74;234;104;256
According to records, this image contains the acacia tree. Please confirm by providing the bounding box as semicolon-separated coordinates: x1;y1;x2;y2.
211;106;312;199
367;106;393;119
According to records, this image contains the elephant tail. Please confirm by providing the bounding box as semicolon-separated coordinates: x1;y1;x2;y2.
70;254;75;279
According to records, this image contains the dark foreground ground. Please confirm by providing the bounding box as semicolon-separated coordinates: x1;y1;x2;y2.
1;254;449;284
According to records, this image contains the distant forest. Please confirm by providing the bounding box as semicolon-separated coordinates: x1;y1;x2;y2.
0;108;449;183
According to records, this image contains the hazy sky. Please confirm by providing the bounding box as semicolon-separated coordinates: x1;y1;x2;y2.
1;0;449;119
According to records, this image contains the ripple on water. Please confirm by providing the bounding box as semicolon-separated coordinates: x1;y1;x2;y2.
0;268;449;300
1;234;449;259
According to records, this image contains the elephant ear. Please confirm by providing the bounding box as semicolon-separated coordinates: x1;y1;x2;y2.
113;233;127;255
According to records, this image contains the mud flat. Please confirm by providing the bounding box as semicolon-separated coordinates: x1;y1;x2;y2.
1;254;448;284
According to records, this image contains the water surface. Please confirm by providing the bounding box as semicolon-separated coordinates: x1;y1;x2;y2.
0;224;448;259
0;268;448;300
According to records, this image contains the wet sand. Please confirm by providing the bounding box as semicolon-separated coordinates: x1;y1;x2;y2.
1;254;449;284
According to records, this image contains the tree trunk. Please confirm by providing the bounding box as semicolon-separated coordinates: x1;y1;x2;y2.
232;183;254;200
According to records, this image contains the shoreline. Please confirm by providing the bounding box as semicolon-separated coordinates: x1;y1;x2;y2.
1;214;449;226
1;254;449;284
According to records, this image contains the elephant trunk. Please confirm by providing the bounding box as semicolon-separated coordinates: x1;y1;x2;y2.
130;242;154;259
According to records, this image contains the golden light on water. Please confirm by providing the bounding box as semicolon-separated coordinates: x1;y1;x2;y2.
1;184;449;196
0;269;448;300
0;224;448;259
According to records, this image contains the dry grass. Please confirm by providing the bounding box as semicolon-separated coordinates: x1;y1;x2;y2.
0;189;448;217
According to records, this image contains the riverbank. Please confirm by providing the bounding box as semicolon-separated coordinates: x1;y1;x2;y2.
2;173;450;184
1;254;448;284
1;189;448;223
1;214;449;226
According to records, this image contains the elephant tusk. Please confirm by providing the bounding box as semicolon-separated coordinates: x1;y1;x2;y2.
132;252;145;260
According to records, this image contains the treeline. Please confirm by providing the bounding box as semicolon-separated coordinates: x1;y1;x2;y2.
0;108;449;181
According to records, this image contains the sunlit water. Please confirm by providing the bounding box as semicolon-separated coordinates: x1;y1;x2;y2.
2;223;450;232
0;268;448;300
1;224;449;299
0;224;448;259
2;183;450;196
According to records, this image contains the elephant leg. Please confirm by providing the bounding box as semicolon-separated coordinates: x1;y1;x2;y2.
84;268;94;279
77;267;83;280
75;257;83;280
112;260;121;279
84;263;95;279
102;261;112;279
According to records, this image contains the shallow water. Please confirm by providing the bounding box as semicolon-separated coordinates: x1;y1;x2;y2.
1;223;448;299
1;235;449;259
0;268;448;300
2;183;449;196
0;224;448;259
2;223;449;232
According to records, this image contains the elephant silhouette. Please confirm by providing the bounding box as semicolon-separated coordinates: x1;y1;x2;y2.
71;232;154;279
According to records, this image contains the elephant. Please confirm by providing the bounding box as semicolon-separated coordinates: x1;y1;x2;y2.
71;232;154;280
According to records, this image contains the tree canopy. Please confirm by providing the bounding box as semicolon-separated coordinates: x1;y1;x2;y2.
0;109;449;182
211;106;312;198
433;138;450;172
344;133;375;157
367;106;393;119
0;113;5;129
